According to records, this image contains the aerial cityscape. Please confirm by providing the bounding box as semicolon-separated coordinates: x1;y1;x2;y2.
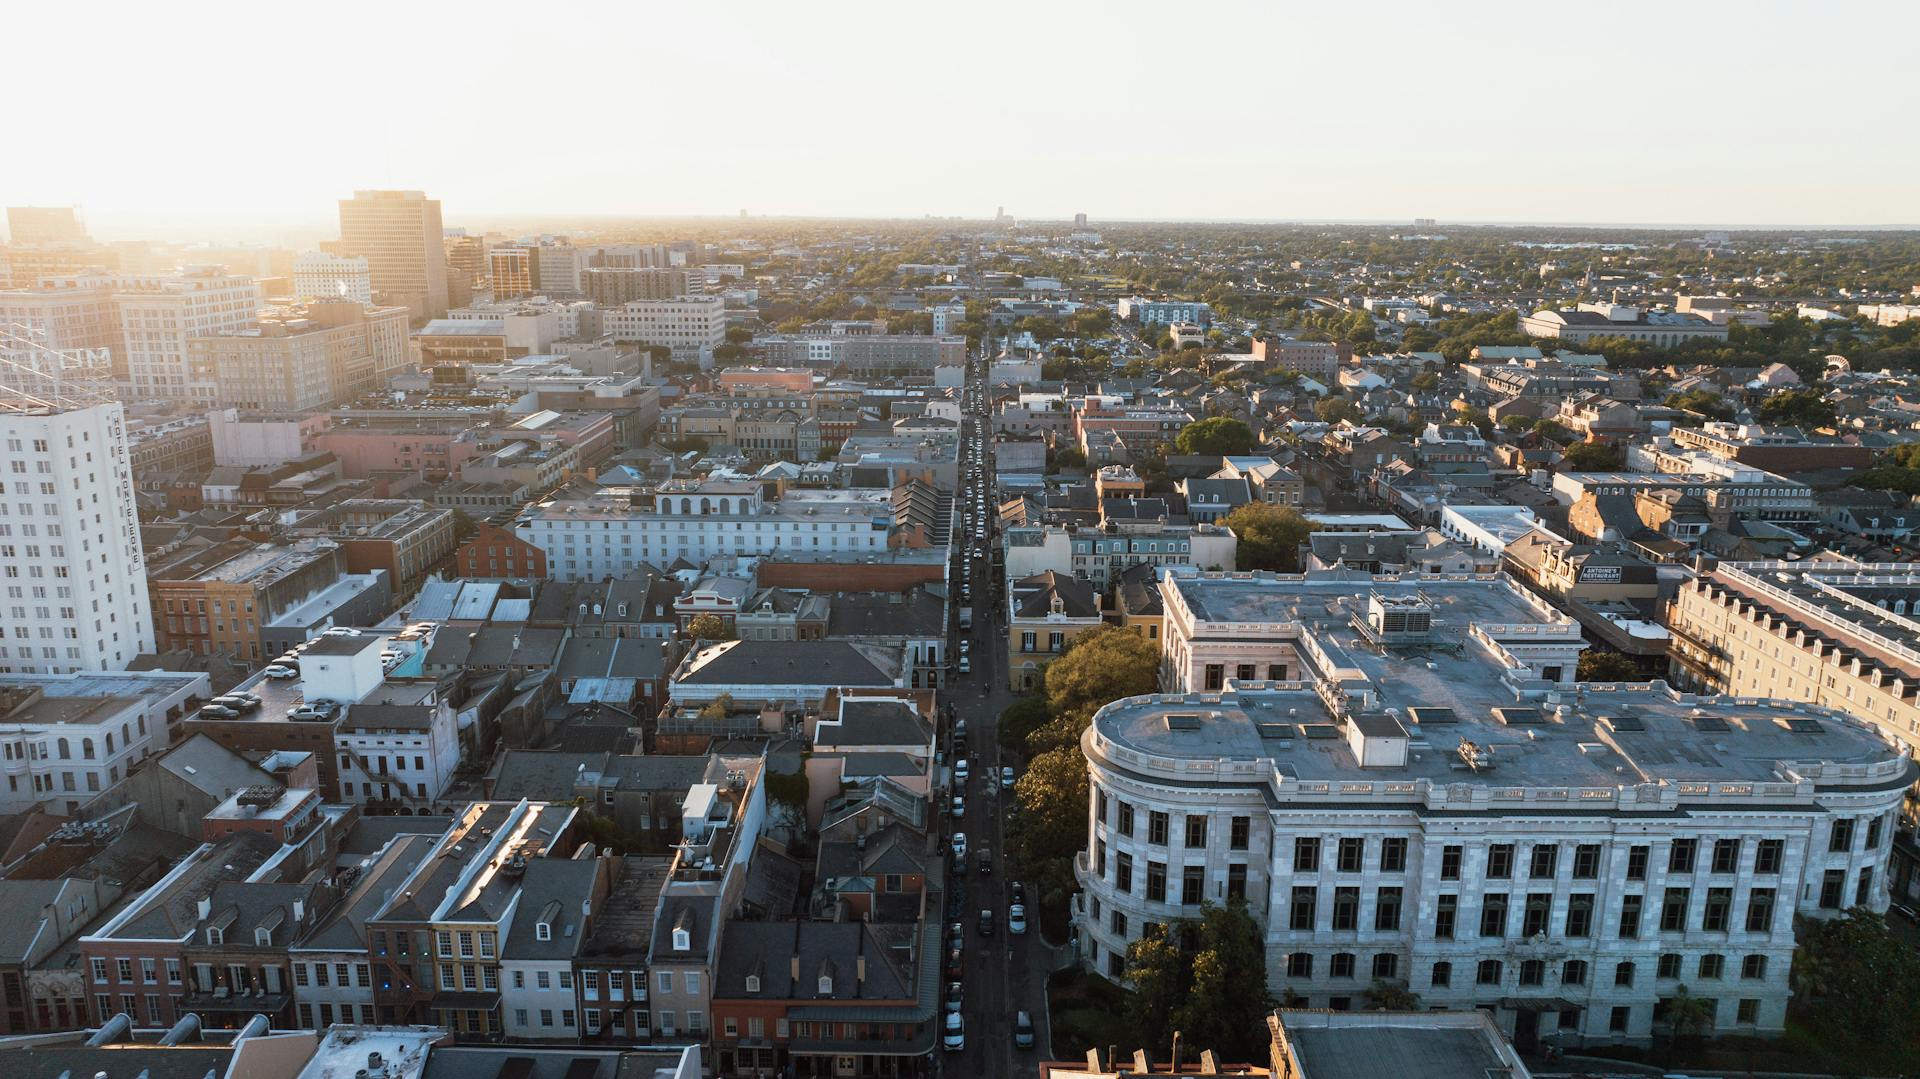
4;5;1920;1079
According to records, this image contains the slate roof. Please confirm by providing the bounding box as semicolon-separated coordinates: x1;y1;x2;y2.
502;858;601;961
816;699;932;749
712;920;917;1002
108;832;281;939
676;640;897;688
1011;570;1099;619
299;833;441;951
824;589;945;639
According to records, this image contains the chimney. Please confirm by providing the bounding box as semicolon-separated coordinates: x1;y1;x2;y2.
1201;1049;1222;1073
1171;1030;1183;1071
1132;1049;1151;1073
790;954;800;982
856;954;866;986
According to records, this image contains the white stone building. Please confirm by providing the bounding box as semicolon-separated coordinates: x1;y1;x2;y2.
108;269;262;402
601;297;726;364
0;668;208;814
292;252;373;304
0;400;154;674
1075;568;1913;1050
516;482;897;582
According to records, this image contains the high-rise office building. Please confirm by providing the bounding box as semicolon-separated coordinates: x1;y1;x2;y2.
0;367;153;672
6;206;88;245
110;269;261;402
189;300;411;411
292;251;373;304
489;247;532;299
336;190;449;325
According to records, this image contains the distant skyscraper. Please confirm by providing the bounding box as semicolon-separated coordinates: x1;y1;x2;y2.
6;206;88;245
0;363;152;670
336;190;449;325
489;247;533;299
1074;212;1088;227
292;251;373;303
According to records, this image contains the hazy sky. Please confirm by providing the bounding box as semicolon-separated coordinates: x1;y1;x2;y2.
10;0;1920;238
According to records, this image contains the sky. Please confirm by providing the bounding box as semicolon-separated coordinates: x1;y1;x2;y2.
8;0;1920;240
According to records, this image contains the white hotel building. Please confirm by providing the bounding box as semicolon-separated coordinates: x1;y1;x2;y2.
515;480;897;582
1074;567;1913;1050
0;400;154;674
601;296;726;364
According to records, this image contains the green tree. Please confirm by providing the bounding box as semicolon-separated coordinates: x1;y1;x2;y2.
697;692;735;723
1756;388;1838;429
1792;908;1920;1052
1032;626;1161;749
1577;650;1643;682
1175;417;1255;456
1560;441;1623;470
1532;418;1576;445
1363;980;1421;1011
1123;902;1274;1061
724;326;754;345
1664;388;1735;421
686;614;734;641
1410;371;1441;392
997;695;1052;754
1053;446;1087;470
1314;398;1365;425
1220;502;1313;572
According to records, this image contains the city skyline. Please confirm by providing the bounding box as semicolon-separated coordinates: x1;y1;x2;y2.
10;0;1920;236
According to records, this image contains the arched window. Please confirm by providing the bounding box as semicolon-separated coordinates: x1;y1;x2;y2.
716;498;729;514
105;733;116;754
699;498;711;515
81;738;95;760
57;738;70;760
680;498;692;515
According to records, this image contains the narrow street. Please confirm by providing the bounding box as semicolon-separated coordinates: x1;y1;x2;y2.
937;335;1062;1075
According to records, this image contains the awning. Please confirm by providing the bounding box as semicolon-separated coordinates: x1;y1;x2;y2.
1499;996;1579;1012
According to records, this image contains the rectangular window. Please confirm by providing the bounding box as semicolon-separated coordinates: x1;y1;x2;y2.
1610;1006;1631;1033
1380;837;1406;872
1522;893;1551;937
1619;894;1643;939
1746;888;1776;932
1615;961;1635;987
1336;837;1364;872
1146;862;1166;903
1118;803;1134;838
1115;854;1132;894
1476;960;1502;986
1480;894;1508;937
1573;844;1601;879
1529;844;1558;879
1374;887;1402;931
1230;817;1250;850
1829;818;1855;853
1711;838;1740;874
1181;866;1204;906
1227;864;1247;901
1290;887;1317;931
1661;888;1691;932
1819;870;1844;909
1184;816;1207;848
1737;998;1759;1025
1148;812;1169;846
1486;844;1513;880
1287;953;1313;978
1658;953;1682;980
1704;888;1732;932
1294;836;1320;872
1669;839;1698;874
1741;954;1767;980
1698;954;1725;980
1626;845;1649;881
1329;953;1354;979
1434;895;1457;939
1754;839;1783;874
1566;893;1594;938
1440;845;1461;880
1332;887;1359;931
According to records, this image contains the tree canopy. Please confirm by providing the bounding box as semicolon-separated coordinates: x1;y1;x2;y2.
1175;417;1256;457
1313;398;1365;425
1123;901;1275;1061
1755;388;1838;429
1220;502;1313;572
1791;907;1920;1057
1560;441;1624;470
685;614;735;641
1577;650;1644;682
1032;625;1161;751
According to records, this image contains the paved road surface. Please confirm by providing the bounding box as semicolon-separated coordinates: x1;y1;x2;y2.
937;338;1063;1075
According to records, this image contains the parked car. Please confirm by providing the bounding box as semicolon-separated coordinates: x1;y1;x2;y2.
951;832;968;859
942;1012;965;1052
197;704;238;719
945;982;963;1016
954;758;970;785
1008;903;1027;935
958;656;971;673
947;923;964;951
1000;765;1015;789
1014;1010;1036;1049
978;848;992;875
977;909;995;937
945;949;964;981
263;665;298;679
951;794;966;818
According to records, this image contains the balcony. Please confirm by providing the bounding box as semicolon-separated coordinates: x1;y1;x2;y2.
180;986;291;1015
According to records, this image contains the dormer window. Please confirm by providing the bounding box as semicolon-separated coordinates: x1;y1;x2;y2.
817;974;833;994
536;922;552;942
254;927;270;946
745;974;760;993
206;927;223;945
672;927;690;952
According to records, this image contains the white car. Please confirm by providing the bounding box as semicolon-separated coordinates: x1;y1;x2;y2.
955;758;970;784
951;794;966;818
263;664;298;679
1008;904;1028;935
1000;765;1014;789
952;832;968;858
943;1013;965;1052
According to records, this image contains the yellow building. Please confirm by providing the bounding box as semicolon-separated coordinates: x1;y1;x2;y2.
1006;570;1103;691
